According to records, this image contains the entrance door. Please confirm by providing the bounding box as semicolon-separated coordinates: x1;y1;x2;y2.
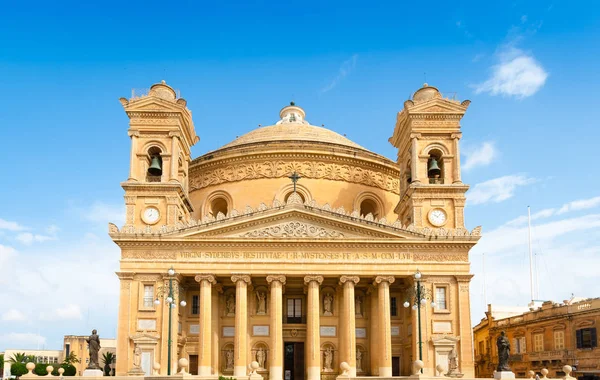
392;356;401;376
189;355;198;376
284;342;305;380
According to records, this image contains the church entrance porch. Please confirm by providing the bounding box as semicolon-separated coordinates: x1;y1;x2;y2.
284;342;305;380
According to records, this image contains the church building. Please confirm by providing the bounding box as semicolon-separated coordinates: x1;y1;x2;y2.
110;81;480;379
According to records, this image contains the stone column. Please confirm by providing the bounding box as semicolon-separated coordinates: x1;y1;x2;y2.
169;132;180;182
231;274;251;378
127;131;139;181
452;133;462;184
304;275;324;380
368;285;379;376
267;275;286;380
410;133;421;183
340;276;360;376
374;276;395;377
195;274;216;376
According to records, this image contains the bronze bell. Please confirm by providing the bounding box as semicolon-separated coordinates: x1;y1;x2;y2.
148;156;162;176
428;158;441;177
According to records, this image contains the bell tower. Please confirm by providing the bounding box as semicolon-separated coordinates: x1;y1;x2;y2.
389;84;471;229
119;81;199;228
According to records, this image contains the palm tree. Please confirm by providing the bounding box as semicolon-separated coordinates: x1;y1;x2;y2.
24;355;37;364
8;353;27;363
63;352;80;365
102;352;115;376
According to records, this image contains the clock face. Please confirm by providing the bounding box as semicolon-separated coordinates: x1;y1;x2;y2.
428;208;447;227
143;207;160;224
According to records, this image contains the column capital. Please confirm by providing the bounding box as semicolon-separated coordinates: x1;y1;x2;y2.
194;274;216;284
451;133;462;140
339;276;360;286
266;274;287;285
454;274;474;283
231;274;252;284
410;133;422;139
304;275;324;285
374;275;395;285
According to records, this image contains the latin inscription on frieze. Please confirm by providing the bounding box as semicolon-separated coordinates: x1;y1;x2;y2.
178;251;413;263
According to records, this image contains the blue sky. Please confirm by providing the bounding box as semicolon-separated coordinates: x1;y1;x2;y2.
1;0;599;351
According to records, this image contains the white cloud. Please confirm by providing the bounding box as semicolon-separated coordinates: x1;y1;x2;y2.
321;54;358;93
475;213;600;255
16;232;56;245
0;333;46;347
506;207;556;226
84;201;125;225
557;196;600;214
0;218;27;231
2;309;26;321
462;141;498;171
468;175;536;205
474;46;548;98
46;225;60;235
39;304;83;321
504;195;600;226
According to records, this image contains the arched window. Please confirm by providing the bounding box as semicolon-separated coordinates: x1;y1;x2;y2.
210;197;228;217
146;146;163;182
284;192;306;203
427;149;444;184
360;199;379;219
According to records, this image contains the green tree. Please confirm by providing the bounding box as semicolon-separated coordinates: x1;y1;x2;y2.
34;363;52;376
1;353;4;377
63;352;80;365
8;353;27;363
10;362;28;377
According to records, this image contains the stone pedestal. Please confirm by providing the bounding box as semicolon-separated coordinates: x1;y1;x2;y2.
126;367;145;376
494;371;516;380
83;369;105;377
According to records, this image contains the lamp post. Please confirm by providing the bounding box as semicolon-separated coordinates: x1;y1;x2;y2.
403;270;436;370
154;267;186;375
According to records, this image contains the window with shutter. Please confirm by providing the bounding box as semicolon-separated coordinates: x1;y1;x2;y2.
577;329;583;348
577;328;597;349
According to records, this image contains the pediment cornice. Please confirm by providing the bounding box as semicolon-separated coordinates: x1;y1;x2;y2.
110;196;482;242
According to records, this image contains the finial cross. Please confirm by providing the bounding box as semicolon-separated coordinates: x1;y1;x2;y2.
288;172;301;192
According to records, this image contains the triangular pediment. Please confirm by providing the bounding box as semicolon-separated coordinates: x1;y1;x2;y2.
407;97;470;114
110;198;481;241
123;96;187;114
171;207;417;240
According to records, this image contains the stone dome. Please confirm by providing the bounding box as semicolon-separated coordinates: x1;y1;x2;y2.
412;83;441;102
215;103;366;151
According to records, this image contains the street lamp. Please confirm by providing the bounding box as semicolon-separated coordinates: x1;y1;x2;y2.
154;267;186;375
404;270;436;371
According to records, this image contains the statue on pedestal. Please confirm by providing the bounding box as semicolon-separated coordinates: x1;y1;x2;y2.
86;329;101;370
256;292;267;315
324;347;334;372
323;293;333;316
226;294;235;316
225;350;234;370
497;331;511;372
256;348;266;369
356;349;363;372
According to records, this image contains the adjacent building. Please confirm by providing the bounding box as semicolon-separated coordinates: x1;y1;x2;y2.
473;298;600;380
63;336;117;375
1;336;116;379
111;81;481;379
